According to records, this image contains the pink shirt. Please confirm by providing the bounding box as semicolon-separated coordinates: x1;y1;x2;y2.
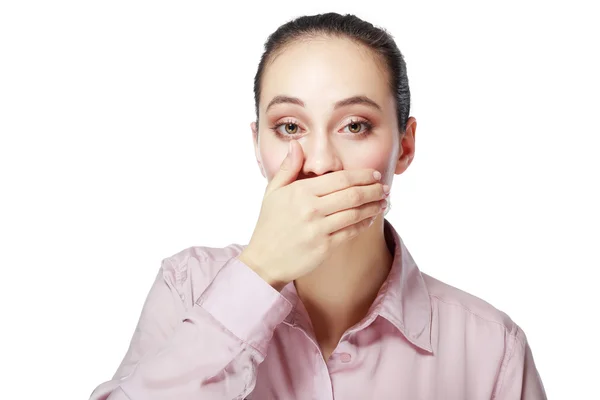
89;219;546;399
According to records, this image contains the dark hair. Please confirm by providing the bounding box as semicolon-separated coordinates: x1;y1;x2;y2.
253;12;410;134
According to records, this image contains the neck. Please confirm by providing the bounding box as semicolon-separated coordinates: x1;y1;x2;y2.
294;214;394;354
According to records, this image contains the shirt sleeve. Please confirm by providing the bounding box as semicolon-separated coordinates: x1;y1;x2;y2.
88;254;293;400
492;324;547;399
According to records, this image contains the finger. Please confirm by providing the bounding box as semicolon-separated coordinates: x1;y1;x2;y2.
318;183;388;216
330;215;377;247
303;168;382;197
328;214;378;247
319;198;385;236
265;140;305;196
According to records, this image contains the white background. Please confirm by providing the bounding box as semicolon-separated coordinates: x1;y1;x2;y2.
1;1;598;398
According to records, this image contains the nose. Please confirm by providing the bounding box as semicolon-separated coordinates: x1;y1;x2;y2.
299;132;343;178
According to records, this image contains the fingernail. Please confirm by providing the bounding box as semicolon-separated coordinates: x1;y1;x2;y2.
373;171;381;180
368;215;377;227
383;185;390;194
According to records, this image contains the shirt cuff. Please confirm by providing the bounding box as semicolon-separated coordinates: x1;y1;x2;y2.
197;256;293;355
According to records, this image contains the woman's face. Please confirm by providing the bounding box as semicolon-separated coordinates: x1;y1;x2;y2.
252;36;416;187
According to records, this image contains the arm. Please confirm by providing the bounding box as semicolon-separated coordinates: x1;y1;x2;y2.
493;324;547;399
89;254;292;400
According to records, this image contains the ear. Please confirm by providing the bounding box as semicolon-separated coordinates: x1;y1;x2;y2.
394;116;417;174
251;121;266;178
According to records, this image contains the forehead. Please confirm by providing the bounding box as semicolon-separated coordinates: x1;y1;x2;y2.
260;36;392;112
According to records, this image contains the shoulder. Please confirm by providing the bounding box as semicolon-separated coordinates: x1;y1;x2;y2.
421;272;522;340
419;273;541;397
158;243;246;306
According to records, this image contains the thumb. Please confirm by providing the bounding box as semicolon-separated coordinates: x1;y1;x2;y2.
266;140;303;194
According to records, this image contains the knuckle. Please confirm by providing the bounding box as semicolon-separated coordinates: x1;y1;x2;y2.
347;188;362;204
301;204;319;221
341;228;354;241
347;207;361;222
315;239;329;255
338;173;350;188
306;222;324;243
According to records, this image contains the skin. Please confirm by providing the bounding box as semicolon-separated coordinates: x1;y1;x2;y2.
250;35;417;361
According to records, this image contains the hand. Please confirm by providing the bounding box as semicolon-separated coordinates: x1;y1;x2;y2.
237;139;388;291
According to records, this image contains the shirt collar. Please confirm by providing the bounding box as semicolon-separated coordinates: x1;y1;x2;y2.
375;218;433;352
279;218;433;353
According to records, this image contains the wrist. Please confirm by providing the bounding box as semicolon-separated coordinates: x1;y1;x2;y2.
236;250;287;292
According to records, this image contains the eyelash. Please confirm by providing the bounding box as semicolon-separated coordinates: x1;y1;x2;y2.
269;118;374;139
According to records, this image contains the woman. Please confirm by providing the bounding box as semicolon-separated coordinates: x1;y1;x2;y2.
90;12;546;400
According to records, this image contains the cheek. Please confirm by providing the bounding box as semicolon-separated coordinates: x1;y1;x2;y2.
260;146;288;182
344;147;396;185
263;158;282;181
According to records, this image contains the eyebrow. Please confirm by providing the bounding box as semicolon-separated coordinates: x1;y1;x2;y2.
265;95;382;112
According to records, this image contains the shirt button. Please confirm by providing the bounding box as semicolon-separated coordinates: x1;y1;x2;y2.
339;353;352;363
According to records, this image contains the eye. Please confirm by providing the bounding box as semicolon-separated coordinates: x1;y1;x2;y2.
282;123;299;135
270;119;303;138
347;121;363;134
342;119;373;136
